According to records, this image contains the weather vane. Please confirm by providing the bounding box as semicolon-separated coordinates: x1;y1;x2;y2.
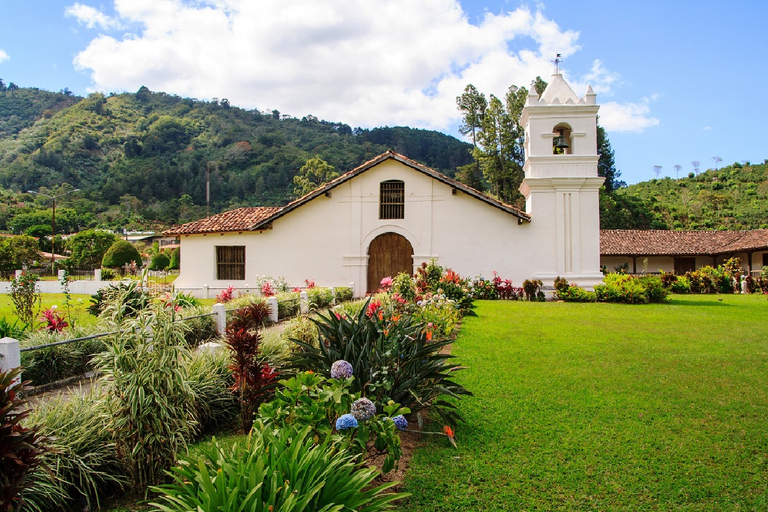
553;54;562;73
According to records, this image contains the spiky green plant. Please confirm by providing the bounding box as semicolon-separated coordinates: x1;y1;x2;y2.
149;423;408;512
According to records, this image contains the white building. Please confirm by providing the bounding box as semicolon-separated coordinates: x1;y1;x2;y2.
165;73;604;297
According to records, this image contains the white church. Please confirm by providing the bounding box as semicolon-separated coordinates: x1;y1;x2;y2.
166;73;605;297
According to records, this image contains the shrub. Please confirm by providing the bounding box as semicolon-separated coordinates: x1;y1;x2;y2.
179;307;218;347
101;240;142;271
283;315;319;352
391;272;416;301
10;271;41;327
522;279;544;301
471;276;497;299
95;302;197;491
290;300;471;425
257;372;409;473
215;285;236;303
88;281;150;317
224;301;279;432
412;293;461;340
99;267;117;280
659;272;678;289
148;251;170;271
276;291;300;319
0;367;51;512
554;277;595;302
639;275;669;303
23;392;125;512
186;350;238;434
307;287;334;309
167;247;180;270
334;286;354;302
0;317;27;340
670;274;691;294
150;424;407;512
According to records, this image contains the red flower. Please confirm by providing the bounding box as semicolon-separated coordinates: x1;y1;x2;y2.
366;299;382;318
443;425;457;448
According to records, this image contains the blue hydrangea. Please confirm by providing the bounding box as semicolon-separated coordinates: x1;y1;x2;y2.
330;360;353;380
351;397;376;421
335;413;358;430
390;415;408;431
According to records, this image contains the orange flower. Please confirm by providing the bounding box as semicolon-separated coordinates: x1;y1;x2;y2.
391;314;401;322
443;425;457;448
426;330;433;341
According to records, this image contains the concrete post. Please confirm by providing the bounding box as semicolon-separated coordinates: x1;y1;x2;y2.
741;277;748;294
15;270;22;279
329;287;335;305
300;291;309;315
267;296;278;323
0;338;21;377
58;269;66;280
213;303;227;335
94;268;102;282
203;284;209;299
350;282;355;298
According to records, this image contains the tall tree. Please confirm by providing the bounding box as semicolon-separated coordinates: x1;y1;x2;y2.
597;123;624;191
292;157;339;197
456;85;487;192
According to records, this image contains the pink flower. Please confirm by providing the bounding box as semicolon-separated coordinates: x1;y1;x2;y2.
380;276;393;289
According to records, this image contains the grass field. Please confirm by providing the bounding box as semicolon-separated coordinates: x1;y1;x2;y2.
0;293;96;327
401;295;768;511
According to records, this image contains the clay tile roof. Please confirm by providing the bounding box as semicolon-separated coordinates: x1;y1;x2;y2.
163;207;282;235
600;229;768;256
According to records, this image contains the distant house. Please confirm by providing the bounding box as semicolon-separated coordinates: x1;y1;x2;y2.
165;74;605;297
600;229;768;275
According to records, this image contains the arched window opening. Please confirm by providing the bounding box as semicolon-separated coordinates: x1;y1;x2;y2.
380;180;404;219
552;123;572;155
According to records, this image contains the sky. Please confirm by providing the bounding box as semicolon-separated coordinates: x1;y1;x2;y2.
0;0;766;185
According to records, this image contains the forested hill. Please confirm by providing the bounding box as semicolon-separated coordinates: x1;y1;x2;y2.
600;161;768;231
0;85;472;225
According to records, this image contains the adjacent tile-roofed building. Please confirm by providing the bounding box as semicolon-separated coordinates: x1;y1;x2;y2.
165;207;282;235
600;229;768;274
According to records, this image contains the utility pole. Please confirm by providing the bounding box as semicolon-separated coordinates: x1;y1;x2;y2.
28;188;79;274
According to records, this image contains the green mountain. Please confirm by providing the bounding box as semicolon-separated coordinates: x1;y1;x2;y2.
0;86;472;230
600;161;768;230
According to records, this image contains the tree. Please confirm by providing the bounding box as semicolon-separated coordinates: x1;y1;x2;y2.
66;229;119;269
0;235;42;270
597;124;624;191
674;164;682;179
712;156;723;170
292;157;339;197
456;85;488;191
692;161;700;175
653;165;662;179
149;251;170;270
102;240;142;270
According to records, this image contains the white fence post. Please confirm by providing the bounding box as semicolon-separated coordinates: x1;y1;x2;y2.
58;269;66;281
15;270;22;279
0;338;21;382
349;282;355;298
203;284;209;299
300;291;309;315
329;287;335;305
94;268;102;282
267;296;279;323
213;303;227;335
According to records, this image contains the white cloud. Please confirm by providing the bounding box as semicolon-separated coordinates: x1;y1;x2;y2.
702;126;712;131
599;97;660;133
71;0;656;134
65;3;121;30
0;49;9;64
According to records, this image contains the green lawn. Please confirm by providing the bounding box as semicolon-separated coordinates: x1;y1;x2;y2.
401;295;768;511
0;293;96;327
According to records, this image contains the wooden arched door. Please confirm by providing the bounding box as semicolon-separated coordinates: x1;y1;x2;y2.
367;233;413;293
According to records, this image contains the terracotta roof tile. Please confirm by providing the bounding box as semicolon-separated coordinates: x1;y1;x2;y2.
163;207;282;235
601;229;768;256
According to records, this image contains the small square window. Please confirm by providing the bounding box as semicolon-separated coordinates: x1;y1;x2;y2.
380;180;404;219
216;246;245;280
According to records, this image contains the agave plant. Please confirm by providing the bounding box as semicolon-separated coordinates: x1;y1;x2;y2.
289;299;471;425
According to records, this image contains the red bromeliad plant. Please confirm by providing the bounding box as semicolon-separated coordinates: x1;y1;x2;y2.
1;368;51;512
224;301;279;431
39;307;68;332
216;286;236;303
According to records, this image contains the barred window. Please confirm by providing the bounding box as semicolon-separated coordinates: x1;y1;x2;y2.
216;246;245;280
379;180;404;219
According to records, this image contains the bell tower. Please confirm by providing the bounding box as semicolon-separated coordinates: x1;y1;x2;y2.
519;73;605;288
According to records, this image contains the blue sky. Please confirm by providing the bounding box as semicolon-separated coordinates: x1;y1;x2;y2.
0;0;765;185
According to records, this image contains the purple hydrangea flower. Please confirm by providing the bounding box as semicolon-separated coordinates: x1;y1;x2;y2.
390;415;408;431
351;397;376;421
335;413;358;430
330;360;353;380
